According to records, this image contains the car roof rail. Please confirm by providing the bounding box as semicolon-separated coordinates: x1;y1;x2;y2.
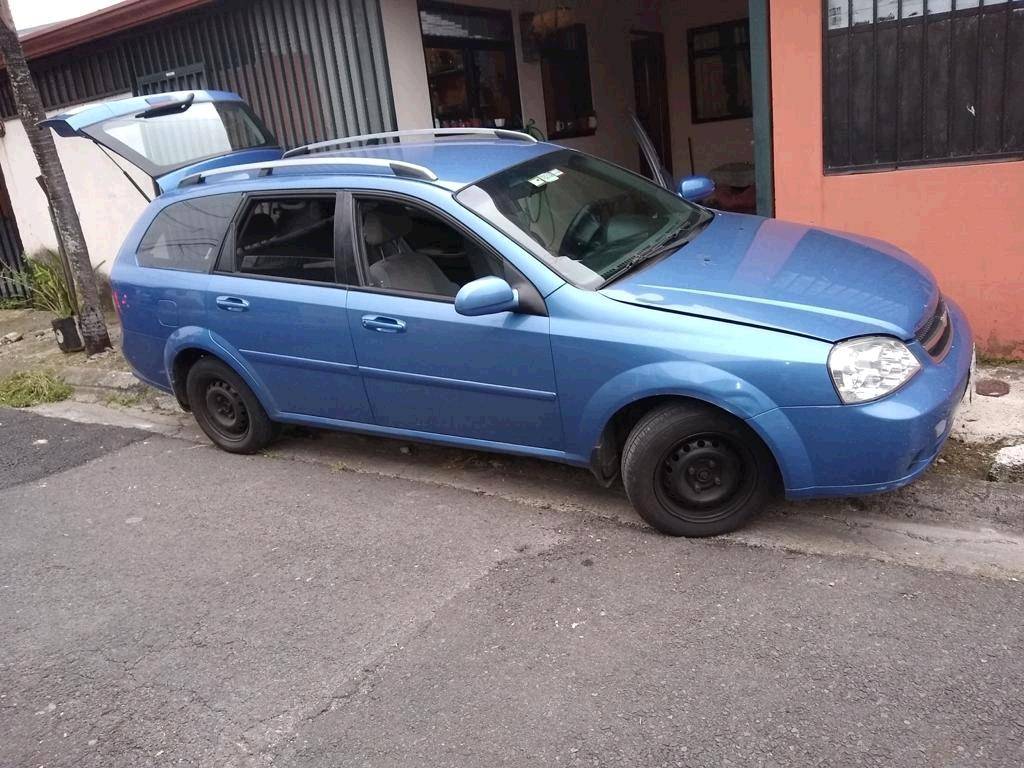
178;157;439;188
283;127;538;158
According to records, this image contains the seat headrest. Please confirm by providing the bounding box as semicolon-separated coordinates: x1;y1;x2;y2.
363;210;412;247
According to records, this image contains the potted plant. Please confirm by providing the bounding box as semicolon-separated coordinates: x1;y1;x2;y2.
2;249;84;353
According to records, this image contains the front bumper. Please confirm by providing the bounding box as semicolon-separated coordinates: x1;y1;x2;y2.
751;300;974;499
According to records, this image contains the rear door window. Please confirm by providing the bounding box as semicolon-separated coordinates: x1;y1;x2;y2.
234;196;338;284
137;193;240;272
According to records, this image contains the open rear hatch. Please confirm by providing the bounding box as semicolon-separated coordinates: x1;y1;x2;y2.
40;91;282;194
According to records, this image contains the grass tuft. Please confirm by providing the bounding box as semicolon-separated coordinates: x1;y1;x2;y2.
977;353;1023;367
105;391;145;409
0;370;73;408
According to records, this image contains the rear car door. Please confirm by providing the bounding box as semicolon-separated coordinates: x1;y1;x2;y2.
345;193;563;451
204;190;373;424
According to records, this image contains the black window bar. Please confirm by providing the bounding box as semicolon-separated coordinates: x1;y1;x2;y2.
823;0;1024;172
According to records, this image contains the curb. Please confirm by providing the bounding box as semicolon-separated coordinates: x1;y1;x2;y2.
62;367;145;394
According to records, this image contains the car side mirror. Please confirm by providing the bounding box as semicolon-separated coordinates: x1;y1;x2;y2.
455;276;519;317
679;175;715;203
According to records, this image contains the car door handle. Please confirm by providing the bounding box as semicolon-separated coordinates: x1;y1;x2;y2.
361;315;406;333
216;296;250;312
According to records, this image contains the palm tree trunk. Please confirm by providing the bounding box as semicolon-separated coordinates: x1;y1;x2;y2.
0;2;111;354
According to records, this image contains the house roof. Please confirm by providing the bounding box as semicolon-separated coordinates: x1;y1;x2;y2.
20;0;213;60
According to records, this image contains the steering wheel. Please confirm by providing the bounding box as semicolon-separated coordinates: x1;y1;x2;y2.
560;201;608;260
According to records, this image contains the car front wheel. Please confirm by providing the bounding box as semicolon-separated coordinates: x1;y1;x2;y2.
186;357;278;454
621;402;776;537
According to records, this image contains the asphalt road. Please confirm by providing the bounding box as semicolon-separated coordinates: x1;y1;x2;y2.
0;407;146;490
2;408;1022;767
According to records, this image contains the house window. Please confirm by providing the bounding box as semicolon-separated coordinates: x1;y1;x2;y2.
419;2;523;130
539;23;596;140
823;0;1024;172
687;19;753;123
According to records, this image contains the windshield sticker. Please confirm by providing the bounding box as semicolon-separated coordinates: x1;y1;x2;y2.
528;169;564;187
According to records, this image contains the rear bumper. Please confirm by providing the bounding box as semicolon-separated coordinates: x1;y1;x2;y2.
751;300;973;499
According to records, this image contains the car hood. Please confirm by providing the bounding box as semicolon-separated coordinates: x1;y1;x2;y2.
600;212;938;342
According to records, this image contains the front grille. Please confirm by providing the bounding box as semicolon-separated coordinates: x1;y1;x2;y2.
915;298;952;360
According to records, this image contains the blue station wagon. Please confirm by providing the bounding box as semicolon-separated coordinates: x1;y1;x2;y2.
45;91;973;536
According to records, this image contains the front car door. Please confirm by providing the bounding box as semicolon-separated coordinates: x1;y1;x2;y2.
345;193;563;451
205;190;373;424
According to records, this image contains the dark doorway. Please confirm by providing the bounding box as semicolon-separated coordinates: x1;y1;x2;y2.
631;31;673;179
419;2;523;130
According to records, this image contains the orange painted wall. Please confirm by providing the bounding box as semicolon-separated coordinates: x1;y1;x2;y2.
770;0;1024;358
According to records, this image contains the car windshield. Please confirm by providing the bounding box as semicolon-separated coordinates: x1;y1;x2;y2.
456;150;711;289
82;101;275;177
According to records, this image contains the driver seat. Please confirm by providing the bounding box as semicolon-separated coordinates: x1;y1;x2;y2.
363;210;459;297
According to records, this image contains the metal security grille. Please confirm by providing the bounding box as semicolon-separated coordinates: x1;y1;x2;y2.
0;211;25;299
1;0;396;151
136;63;208;95
823;0;1024;172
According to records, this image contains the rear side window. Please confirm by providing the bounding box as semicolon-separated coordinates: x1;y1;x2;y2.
234;196;337;284
137;193;240;272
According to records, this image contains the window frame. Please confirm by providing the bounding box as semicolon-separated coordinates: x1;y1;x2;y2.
214;190;354;289
135;192;242;274
687;18;753;125
346;190;547;316
418;1;524;130
539;23;597;140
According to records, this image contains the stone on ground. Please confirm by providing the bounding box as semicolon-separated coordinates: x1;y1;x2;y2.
989;444;1024;483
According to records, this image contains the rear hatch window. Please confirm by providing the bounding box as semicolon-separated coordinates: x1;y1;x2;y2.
84;101;274;179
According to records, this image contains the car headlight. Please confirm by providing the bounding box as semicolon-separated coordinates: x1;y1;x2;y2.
828;336;921;404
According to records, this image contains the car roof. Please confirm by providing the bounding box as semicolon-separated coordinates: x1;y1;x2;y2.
157;137;565;204
318;138;561;188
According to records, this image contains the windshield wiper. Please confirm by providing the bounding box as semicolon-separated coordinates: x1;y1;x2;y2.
599;220;706;288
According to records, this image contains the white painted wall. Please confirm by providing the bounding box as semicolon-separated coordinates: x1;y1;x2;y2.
662;0;754;175
380;0;656;171
380;0;756;177
379;0;433;132
0;96;150;274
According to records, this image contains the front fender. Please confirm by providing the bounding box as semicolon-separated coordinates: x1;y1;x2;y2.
573;360;776;454
572;360;815;490
163;327;279;415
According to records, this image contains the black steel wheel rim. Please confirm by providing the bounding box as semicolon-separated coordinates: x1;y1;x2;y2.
203;378;250;442
655;432;755;524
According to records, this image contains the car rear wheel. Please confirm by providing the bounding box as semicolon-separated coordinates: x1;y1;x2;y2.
186;357;278;454
621;402;776;536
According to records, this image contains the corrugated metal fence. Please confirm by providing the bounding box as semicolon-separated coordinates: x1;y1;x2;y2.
0;0;397;151
0;216;25;299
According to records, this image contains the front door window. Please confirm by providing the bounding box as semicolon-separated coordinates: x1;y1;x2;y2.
356;198;503;298
420;3;523;130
